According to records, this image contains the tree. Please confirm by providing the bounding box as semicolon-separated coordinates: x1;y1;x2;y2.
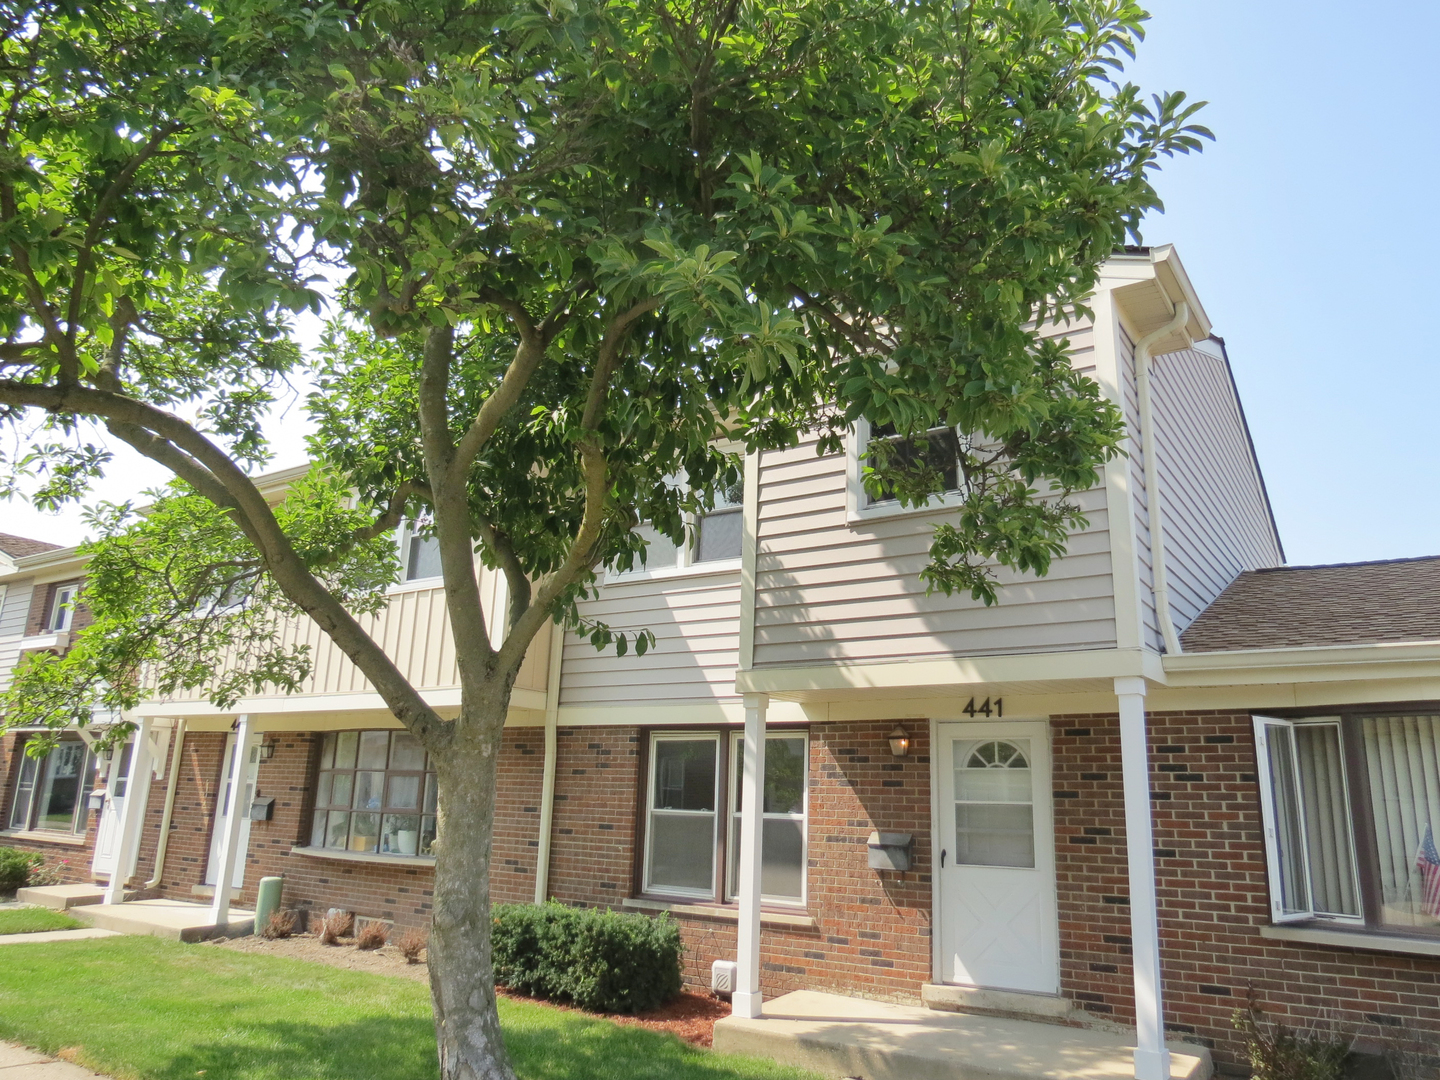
0;1;1208;1076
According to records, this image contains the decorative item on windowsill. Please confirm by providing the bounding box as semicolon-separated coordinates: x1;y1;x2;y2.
887;725;911;757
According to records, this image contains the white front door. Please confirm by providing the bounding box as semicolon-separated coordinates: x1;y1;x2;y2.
936;720;1059;994
91;741;134;879
205;734;259;890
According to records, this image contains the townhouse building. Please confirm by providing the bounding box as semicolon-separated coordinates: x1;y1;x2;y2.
4;246;1440;1076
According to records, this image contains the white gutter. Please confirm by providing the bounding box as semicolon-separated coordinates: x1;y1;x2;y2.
143;720;185;890
1133;301;1191;657
533;620;565;904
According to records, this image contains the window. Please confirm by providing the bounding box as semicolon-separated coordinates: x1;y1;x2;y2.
7;737;95;835
48;583;78;632
641;730;807;905
1254;713;1440;934
398;522;443;583
864;422;963;508
696;481;744;563
952;739;1035;868
726;732;807;903
614;479;745;578
310;730;436;857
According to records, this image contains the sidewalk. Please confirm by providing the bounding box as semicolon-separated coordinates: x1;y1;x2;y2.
0;1042;110;1078
0;929;119;946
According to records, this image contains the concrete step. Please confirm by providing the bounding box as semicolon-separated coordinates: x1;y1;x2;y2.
15;884;106;910
922;983;1075;1022
713;990;1212;1080
70;899;253;943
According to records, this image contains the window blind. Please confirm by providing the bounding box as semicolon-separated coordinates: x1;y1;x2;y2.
1362;715;1440;927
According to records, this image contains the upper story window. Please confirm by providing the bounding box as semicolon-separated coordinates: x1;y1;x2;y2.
847;420;970;521
610;476;744;580
47;583;78;632
310;729;436;858
1254;712;1440;935
398;522;443;584
640;729;808;906
7;736;95;835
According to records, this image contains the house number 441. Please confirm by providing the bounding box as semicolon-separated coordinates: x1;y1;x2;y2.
962;697;1003;717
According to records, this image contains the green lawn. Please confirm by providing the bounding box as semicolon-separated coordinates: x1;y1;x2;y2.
0;936;819;1080
0;907;84;934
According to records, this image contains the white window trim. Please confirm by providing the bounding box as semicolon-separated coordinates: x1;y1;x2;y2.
49;584;77;632
606;445;745;584
642;732;722;901
725;729;809;908
389;521;444;593
845;419;971;524
1252;715;1364;927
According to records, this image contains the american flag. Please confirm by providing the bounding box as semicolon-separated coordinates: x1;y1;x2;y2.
1417;824;1440;918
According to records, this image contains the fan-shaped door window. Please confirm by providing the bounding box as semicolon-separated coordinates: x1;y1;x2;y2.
953;739;1035;868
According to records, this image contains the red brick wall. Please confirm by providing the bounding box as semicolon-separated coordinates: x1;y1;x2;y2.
148;726;547;927
1054;711;1440;1070
542;721;932;1003
58;708;1435;1072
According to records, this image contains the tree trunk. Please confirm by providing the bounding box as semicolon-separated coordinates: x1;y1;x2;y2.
428;688;517;1080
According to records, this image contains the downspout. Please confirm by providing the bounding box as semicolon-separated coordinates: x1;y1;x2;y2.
1133;301;1191;657
533;619;565;904
143;719;185;890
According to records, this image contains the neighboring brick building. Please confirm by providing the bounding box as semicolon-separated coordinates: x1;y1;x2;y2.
7;249;1440;1078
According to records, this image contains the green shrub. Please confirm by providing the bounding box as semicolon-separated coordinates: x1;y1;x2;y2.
492;901;682;1014
0;847;44;894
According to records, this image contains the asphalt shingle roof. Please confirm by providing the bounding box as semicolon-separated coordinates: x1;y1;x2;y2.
1181;556;1440;652
0;532;62;559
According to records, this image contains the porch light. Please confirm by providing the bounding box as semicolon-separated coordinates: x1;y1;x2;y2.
887;725;911;757
257;738;277;762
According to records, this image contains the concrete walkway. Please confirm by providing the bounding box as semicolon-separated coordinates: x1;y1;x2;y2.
0;1041;109;1078
0;928;119;946
70;898;253;942
713;990;1212;1080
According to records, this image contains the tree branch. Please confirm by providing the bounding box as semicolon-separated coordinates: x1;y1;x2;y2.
66;123;180;338
789;286;886;355
0;378;452;748
416;323;497;689
473;512;530;637
494;297;659;671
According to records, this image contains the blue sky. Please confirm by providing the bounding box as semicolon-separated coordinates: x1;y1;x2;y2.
6;1;1438;566
1125;0;1440;564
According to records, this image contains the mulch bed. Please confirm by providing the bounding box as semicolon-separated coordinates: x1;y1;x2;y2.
209;931;729;1047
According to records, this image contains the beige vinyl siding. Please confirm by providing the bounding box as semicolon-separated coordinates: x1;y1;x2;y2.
158;570;548;703
750;320;1119;665
1151;342;1283;633
1121;325;1163;652
0;578;34;693
560;571;742;706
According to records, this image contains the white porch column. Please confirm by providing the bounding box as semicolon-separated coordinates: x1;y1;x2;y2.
1116;677;1170;1080
732;692;768;1018
103;716;156;906
209;715;255;926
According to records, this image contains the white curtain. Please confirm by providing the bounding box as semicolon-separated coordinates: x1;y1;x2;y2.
1294;724;1358;916
1362;715;1440;926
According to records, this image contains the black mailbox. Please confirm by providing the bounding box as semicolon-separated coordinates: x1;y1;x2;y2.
867;830;914;872
249;795;275;821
